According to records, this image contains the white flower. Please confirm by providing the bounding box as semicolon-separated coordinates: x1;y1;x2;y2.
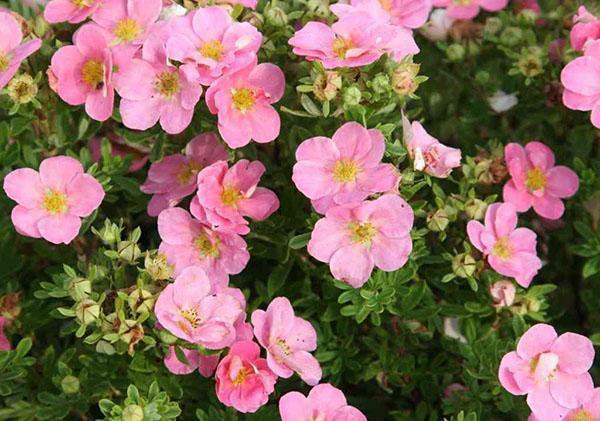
488;91;518;113
420;9;455;42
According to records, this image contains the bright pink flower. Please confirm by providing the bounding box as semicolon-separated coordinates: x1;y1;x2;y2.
404;120;461;178
330;0;433;29
279;383;366;421
3;156;105;245
530;388;600;421
432;0;508;20
489;280;516;308
215;340;277;413
293;122;398;214
92;0;162;45
164;346;220;377
251;297;321;386
205;60;285;148
140;133;228;217
499;324;595;420
570;6;600;52
166;6;261;85
88;134;149;172
44;0;101;24
467;202;541;288
0;11;42;89
308;194;413;288
157;206;250;280
0;317;10;352
154;267;243;349
561;40;600;129
503;142;579;220
195;160;279;235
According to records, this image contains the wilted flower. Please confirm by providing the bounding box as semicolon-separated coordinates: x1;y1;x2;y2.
7;73;37;104
489;280;516;307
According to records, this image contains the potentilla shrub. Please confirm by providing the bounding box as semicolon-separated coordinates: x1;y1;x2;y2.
0;0;599;420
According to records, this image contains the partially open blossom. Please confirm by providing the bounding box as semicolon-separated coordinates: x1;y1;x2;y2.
205;60;285;148
467;202;541;288
330;0;433;29
251;297;321;386
0;317;10;351
3;156;105;245
529;388;600;421
215;340;277;413
403;119;461;178
503;142;579;220
420;8;455;41
166;6;262;85
44;0;101;24
0;11;42;90
308;194;414;288
279;383;366;421
489;280;516;308
92;0;162;45
195;160;279;235
292;122;399;214
157;206;250;280
432;0;508;20
88;134;149;173
141;133;228;217
499;324;595;420
570;6;600;52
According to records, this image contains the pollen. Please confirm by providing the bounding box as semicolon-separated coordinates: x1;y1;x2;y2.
194;234;220;258
176;161;202;185
231;367;252;386
231;88;256;113
200;40;224;61
275;338;292;356
7;74;38;104
72;0;92;8
81;59;105;89
332;37;354;59
348;222;377;245
333;159;359;183
568;409;594;421
221;186;242;207
526;167;547;192
155;71;180;98
379;0;393;11
0;53;9;72
492;237;512;260
179;308;200;329
42;190;68;215
114;18;141;42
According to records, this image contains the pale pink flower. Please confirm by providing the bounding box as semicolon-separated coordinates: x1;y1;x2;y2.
166;6;261;85
561;40;600;129
205;60;285;148
432;0;508;20
570;6;600;52
215;340;277;413
420;9;455;41
499;324;595;420
140;133;228;217
0;317;10;352
92;0;162;45
0;11;42;89
3;156;105;245
154;267;243;349
292;122;399;214
308;194;413;288
157;206;250;280
164;346;220;377
279;383;366;421
489;280;516;308
44;0;101;24
503;142;579;220
529;388;600;421
330;0;433;29
404;119;461;178
251;297;321;386
194;160;279;235
467;202;541;288
88;133;149;172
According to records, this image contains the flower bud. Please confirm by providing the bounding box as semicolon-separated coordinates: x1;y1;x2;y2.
265;7;287;27
370;73;390;95
446;44;465;62
343;86;361;106
483;17;503;36
464;199;488;220
118;241;141;263
427;208;450;232
452;253;477;278
75;299;100;325
7;74;38;105
123;405;144;421
489;281;516;308
313;71;342;102
144;252;172;281
242;12;263;30
128;288;155;314
61;375;80;395
391;62;420;97
500;27;523;46
68;278;92;301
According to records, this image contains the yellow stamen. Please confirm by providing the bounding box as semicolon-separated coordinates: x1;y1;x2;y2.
454;0;473;4
200;40;224;61
0;53;9;72
492;237;512;260
348;222;376;245
332;159;359;183
379;0;393;11
179;308;200;329
526;167;547;192
155;71;180;98
221;186;242;207
275;338;292;356
568;409;594;421
176;161;202;185
231;88;255;113
114;18;141;42
232;367;252;386
73;0;92;8
81;59;104;89
194;234;220;258
42;190;68;215
332;37;354;59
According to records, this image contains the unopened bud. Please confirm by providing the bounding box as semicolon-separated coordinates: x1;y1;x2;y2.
391;62;420;96
464;199;488;220
75;299;100;325
61;375;80;395
68;278;92;301
118;241;141;263
452;253;477;279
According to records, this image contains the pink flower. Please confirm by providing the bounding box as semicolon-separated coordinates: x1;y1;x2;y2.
154;266;243;349
164;346;220;377
432;0;508;20
467;202;541;288
140;133;228;217
503;142;579;220
215;340;277;413
195;160;280;235
292;122;399;214
308;194;414;288
157;206;250;279
561;40;600;129
217;0;257;7
251;297;322;386
570;6;600;52
92;0;162;45
489;280;516;308
420;9;455;41
279;383;366;421
404;119;461;178
499;324;595;420
88;134;149;172
330;0;433;29
0;317;10;352
3;156;105;245
205;60;285;148
0;11;42;89
44;0;101;24
166;6;261;85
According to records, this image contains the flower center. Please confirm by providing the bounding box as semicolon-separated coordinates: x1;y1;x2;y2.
194;234;220;258
200;40;224;61
332;37;354;59
568;410;594;421
0;53;9;72
348;222;376;245
423;147;440;167
274;338;292;356
526;167;547;192
42;190;68;215
231;88;256;113
492;237;512;260
155;71;180;98
454;0;473;4
231;367;252;386
72;0;92;8
176;161;202;185
332;159;359;183
81;59;104;89
221;186;242;207
179;308;200;329
379;0;393;11
114;18;141;42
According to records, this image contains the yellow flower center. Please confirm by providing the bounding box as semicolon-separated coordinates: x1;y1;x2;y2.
568;410;594;421
379;0;393;11
42;190;68;215
231;88;256;113
200;40;224;61
72;0;92;8
221;186;242;207
114;18;141;42
332;159;359;183
81;59;104;89
454;0;473;4
179;308;200;329
332;37;354;59
232;367;252;386
349;222;377;245
275;338;292;356
0;53;9;72
176;161;202;185
155;71;180;98
194;234;220;258
492;237;512;260
526;167;547;192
